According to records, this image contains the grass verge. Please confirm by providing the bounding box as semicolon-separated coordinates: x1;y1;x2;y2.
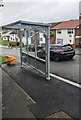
0;39;9;46
0;56;7;64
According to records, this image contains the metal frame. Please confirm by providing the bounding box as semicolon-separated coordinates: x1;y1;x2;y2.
2;20;51;80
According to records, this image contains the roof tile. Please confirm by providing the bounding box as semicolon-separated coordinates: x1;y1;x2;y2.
52;19;81;29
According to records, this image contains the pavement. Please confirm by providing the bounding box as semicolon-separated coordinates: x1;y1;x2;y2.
1;63;80;119
75;47;81;55
1;67;74;119
2;69;35;119
0;68;2;120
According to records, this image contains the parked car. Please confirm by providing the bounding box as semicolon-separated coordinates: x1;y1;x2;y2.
28;44;34;51
29;44;44;51
79;42;81;48
37;44;75;62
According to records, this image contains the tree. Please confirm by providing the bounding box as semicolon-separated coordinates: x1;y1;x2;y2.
43;31;55;39
50;31;55;39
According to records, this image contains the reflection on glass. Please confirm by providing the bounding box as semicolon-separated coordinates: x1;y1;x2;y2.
22;30;46;61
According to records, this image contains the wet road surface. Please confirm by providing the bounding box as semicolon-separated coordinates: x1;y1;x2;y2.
1;47;80;84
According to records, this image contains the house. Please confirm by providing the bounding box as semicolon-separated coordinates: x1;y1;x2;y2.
1;31;19;42
26;31;45;46
31;32;45;45
17;31;45;46
1;29;45;46
0;30;10;40
9;31;19;42
51;19;81;46
50;22;62;44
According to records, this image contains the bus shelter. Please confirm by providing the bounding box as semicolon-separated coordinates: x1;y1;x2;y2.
2;20;51;80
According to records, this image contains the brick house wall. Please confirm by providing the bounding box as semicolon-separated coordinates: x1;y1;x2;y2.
50;29;56;44
50;22;62;44
75;25;81;46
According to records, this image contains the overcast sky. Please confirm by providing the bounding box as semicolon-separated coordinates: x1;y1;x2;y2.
0;0;81;25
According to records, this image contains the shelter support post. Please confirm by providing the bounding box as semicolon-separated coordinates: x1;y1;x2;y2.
34;30;37;68
25;30;29;63
18;30;23;67
46;27;50;80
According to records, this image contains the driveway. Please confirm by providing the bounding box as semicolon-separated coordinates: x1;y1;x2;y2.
1;47;80;84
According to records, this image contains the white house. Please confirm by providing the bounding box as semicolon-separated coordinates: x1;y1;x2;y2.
1;30;46;46
1;31;19;42
1;31;10;40
22;31;45;46
56;28;75;45
51;19;81;46
9;31;18;42
39;32;45;45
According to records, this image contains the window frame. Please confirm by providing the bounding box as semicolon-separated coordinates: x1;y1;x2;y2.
67;29;73;34
57;29;61;34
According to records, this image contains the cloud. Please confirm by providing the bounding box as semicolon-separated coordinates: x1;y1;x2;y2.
2;2;41;24
3;0;81;2
79;1;81;15
18;2;79;23
1;1;79;25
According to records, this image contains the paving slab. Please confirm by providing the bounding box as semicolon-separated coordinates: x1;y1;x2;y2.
75;48;81;55
2;69;35;118
0;68;2;120
2;63;80;119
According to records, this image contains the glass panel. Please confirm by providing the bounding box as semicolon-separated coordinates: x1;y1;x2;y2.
22;30;27;53
28;30;36;57
36;32;46;60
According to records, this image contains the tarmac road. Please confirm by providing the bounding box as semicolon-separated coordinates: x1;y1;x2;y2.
50;55;79;84
1;47;80;84
2;63;80;118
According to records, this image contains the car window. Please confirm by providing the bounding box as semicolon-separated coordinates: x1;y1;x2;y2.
62;46;72;51
42;48;45;51
50;46;62;50
38;48;45;52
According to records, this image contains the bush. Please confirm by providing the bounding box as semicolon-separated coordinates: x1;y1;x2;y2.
0;56;7;64
2;40;9;46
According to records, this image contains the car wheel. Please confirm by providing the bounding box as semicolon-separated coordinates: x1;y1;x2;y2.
53;54;59;62
69;56;74;59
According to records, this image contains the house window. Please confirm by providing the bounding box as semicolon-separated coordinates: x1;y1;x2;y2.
69;40;72;43
57;29;61;34
40;38;43;41
69;35;72;37
57;39;63;44
67;29;73;34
